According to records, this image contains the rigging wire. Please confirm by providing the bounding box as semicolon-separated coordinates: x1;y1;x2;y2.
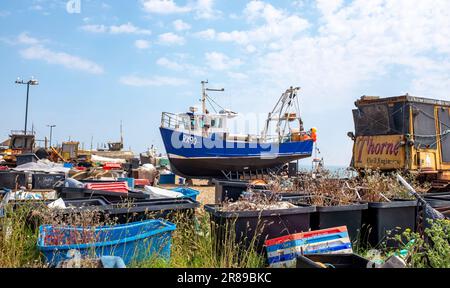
206;94;226;112
205;95;218;113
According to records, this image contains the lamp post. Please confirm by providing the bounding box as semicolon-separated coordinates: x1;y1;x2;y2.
15;77;39;135
47;124;56;147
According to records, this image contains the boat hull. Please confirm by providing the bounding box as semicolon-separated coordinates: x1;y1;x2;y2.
159;127;313;178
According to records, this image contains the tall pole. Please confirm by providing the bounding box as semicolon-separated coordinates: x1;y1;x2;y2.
47;125;56;147
25;82;30;135
120;120;123;149
15;77;38;135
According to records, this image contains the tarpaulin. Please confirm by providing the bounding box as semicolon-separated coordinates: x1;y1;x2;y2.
12;159;70;174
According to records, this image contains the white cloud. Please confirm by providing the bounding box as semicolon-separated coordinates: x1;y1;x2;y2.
17;32;40;45
110;23;151;35
81;22;151;35
120;75;188;87
135;39;150;49
158;32;185;45
205;52;242;71
316;0;344;16
20;45;103;74
156;56;206;76
194;29;216;40
201;1;309;46
141;0;222;18
81;24;107;33
173;19;191;31
227;71;248;80
245;45;256;53
140;0;191;14
195;0;221;19
156;57;183;70
15;32;103;75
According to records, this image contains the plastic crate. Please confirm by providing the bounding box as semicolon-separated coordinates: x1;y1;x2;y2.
265;226;352;267
118;178;135;189
171;187;200;201
38;219;176;266
159;173;176;184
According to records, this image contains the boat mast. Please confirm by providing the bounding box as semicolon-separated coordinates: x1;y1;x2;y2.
201;80;225;114
201;80;207;115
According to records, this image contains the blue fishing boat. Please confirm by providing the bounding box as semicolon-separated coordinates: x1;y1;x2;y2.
160;81;316;178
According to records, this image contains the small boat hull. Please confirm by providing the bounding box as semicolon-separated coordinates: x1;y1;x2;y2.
160;127;313;178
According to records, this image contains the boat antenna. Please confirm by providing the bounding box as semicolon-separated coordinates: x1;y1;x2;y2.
201;80;224;114
120;120;123;149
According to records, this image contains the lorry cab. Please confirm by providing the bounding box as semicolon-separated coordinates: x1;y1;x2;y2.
349;95;450;184
9;132;35;154
1;131;36;165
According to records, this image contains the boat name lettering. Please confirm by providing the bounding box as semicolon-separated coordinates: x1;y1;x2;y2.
356;137;401;163
182;135;197;145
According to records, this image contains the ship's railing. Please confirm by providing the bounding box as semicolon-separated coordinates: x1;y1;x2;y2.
161;112;189;130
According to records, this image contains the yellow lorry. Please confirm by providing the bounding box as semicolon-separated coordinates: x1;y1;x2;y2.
349;95;450;189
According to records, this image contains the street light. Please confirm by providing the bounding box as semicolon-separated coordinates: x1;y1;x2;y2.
15;77;39;135
47;124;56;147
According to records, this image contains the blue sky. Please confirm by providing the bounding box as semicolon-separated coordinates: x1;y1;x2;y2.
1;0;449;165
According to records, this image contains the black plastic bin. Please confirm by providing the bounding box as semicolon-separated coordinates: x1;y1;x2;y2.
279;193;310;203
16;153;39;166
9;197;111;210
296;253;373;268
204;204;316;253
213;180;269;203
277;194;367;242
41;197;200;225
14;197;113;231
63;197;111;208
424;194;450;208
0;171;26;189
32;173;65;189
103;198;200;224
312;203;368;243
362;200;417;248
29;197;200;225
21;197;199;230
56;186;149;202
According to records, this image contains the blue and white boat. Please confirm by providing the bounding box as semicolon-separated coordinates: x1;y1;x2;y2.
160;81;316;178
